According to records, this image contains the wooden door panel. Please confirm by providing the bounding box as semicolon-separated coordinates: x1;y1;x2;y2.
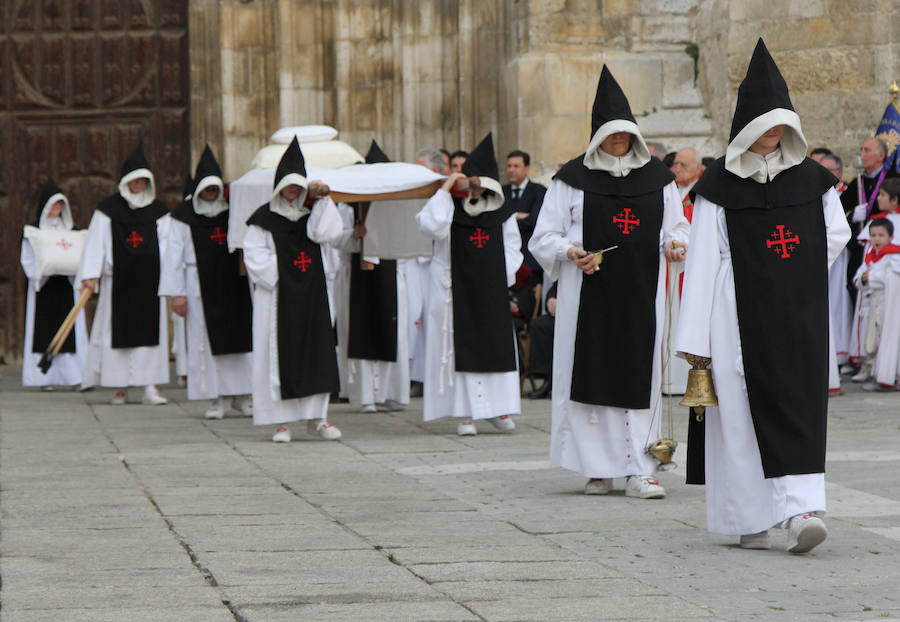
0;0;189;362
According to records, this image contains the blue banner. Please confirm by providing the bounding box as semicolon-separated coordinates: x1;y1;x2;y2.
875;100;900;172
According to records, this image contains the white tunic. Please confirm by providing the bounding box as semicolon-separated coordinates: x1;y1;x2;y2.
828;248;852;364
77;210;171;388
405;257;431;383
158;219;253;400
20;240;87;387
416;190;522;422
674;188;850;535
849;251;900;386
243;198;344;426
530;179;690;479
330;203;355;398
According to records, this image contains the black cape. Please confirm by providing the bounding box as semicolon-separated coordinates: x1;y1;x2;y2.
31;276;77;354
450;200;518;373
691;156;837;479
556;156;674;408
96;194;168;349
246;204;340;400
171;201;253;355
347;254;398;362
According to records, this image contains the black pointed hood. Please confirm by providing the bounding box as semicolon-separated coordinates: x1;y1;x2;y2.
274;136;307;190
591;65;636;139
194;145;223;186
729;39;795;142
181;174;194;201
365;140;391;164
462;133;499;181
120;142;151;179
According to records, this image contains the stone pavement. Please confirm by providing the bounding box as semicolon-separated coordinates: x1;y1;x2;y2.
1;369;900;622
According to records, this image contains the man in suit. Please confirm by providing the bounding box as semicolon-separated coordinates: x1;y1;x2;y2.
503;150;547;283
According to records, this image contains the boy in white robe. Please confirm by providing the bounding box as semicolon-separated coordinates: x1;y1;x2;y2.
529;65;689;499
416;133;522;436
159;146;254;418
243;137;344;443
849;218;900;390
78;144;171;405
675;39;851;554
21;181;88;388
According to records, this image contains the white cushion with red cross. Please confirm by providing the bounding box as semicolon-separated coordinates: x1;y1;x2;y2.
23;226;88;285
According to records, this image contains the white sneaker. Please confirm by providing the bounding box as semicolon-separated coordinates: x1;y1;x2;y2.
851;368;871;382
457;420;477;436
142;386;168;405
625;475;666;499
584;478;612;495
839;363;857;375
361;404;378;413
739;531;771;550
382;399;406;411
231;396;253;416
272;426;291;443
41;386;55;392
307;420;341;440
488;415;515;432
863;382;891;392
786;514;827;554
205;399;225;419
110;390;128;405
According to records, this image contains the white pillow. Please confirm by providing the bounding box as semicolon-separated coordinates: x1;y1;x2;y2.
251;140;364;170
23;226;88;284
270;125;338;145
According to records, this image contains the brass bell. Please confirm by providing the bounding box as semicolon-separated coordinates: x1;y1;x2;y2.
679;360;718;417
649;438;678;468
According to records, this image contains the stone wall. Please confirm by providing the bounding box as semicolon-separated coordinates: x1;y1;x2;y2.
189;1;900;182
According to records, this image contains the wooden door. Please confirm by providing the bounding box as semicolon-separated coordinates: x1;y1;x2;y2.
0;0;189;362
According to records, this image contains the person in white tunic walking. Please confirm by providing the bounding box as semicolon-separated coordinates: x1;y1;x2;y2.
77;143;171;405
675;39;851;554
243;137;344;443
529;65;690;499
21;181;88;389
416;133;522;436
159;145;254;419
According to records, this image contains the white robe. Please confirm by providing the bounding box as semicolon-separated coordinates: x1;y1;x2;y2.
77;210;171;388
405;256;431;383
530;179;690;479
243;197;344;426
172;312;188;378
158;219;253;400
20;240;87;387
828;248;852;364
415;190;522;422
674;188;850;535
849;252;900;386
330;203;355;398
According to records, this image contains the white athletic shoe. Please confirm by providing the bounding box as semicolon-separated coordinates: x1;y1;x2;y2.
142;386;168;405
41;386;55;392
205;399;225;419
739;531;771;550
272;426;292;443
851;368;871;382
584;478;612;495
488;415;515;432
231;396;253;416
624;475;666;499
307;420;341;440
457;420;477;436
382;399;406;412
839;363;857;376
786;514;827;554
360;404;378;413
863;382;891;392
111;390;128;405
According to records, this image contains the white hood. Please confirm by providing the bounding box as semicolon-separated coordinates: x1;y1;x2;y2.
270;172;309;221
192;175;228;217
118;168;157;209
583;119;651;177
724;108;807;183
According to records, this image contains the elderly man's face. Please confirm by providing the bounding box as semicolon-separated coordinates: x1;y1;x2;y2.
672;148;701;186
861;138;885;172
599;132;633;157
821;157;843;181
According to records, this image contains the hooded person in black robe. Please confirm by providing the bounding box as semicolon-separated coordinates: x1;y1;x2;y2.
336;140;410;412
243;137;345;443
160;145;254;419
675;39;851;553
21;181;88;387
415;133;523;436
529;65;690;499
77;143;172;404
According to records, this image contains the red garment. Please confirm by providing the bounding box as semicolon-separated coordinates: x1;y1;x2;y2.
864;244;900;265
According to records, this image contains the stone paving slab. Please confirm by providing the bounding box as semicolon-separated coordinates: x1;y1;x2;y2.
2;371;900;620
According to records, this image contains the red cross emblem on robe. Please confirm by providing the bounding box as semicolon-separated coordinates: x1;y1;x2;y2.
126;230;144;248
613;208;640;235
766;224;800;259
294;251;312;272
469;227;490;248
